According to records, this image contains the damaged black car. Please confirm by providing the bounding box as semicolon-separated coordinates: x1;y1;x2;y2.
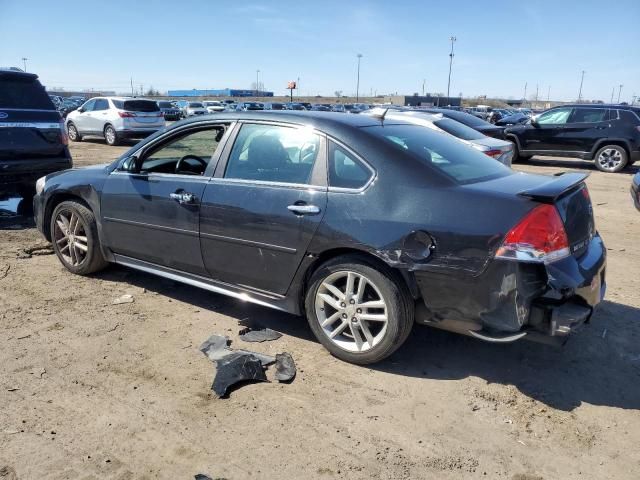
32;111;606;364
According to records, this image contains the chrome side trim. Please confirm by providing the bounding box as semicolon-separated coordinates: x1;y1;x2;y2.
113;254;287;311
199;231;297;253
0;122;60;129
103;216;199;237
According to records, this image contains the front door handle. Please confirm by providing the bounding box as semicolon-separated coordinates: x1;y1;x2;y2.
287;204;320;215
170;192;196;204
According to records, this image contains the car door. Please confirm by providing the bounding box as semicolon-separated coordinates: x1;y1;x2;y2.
562;107;610;154
522;107;573;152
73;99;95;133
100;124;229;275
91;98;110;133
199;122;328;295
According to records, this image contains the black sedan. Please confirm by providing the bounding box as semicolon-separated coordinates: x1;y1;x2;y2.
32;111;606;364
421;108;505;138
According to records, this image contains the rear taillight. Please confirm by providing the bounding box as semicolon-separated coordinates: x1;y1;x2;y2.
484;149;503;158
496;204;570;263
118;111;137;118
59;120;68;145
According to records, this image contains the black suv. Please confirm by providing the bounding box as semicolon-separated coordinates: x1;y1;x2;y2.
0;69;72;197
505;104;640;173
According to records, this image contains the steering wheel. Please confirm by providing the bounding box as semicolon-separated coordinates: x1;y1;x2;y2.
175;154;207;175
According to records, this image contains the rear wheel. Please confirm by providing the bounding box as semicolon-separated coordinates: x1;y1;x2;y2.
67;122;82;142
104;124;120;146
305;256;414;364
594;145;627;173
50;200;108;275
511;140;531;163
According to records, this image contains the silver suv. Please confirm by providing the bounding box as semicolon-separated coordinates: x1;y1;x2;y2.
65;97;165;146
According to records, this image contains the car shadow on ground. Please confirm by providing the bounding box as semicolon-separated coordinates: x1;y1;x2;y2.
524;156;639;174
0;195;35;230
78;138;139;147
97;266;640;413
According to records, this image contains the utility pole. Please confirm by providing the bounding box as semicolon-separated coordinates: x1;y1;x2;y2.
255;69;260;96
21;57;28;72
130;77;134;96
422;78;426;96
535;83;539;105
523;82;527;101
611;87;615;103
356;54;363;102
577;70;585;101
446;36;456;98
547;85;551;102
617;84;623;103
297;77;300;98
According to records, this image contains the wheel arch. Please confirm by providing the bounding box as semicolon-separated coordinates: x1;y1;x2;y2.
589;139;631;160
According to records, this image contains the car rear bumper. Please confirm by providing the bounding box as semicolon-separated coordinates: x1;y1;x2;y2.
0;156;72;192
414;232;606;344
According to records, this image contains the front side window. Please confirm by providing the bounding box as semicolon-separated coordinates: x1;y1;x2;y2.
536;108;573;125
81;99;96;112
138;127;225;175
328;141;372;189
225;123;320;185
570;108;606;123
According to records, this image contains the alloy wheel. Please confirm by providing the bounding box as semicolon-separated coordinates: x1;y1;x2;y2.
105;126;116;145
597;148;623;171
53;210;88;267
68;124;78;141
314;270;388;352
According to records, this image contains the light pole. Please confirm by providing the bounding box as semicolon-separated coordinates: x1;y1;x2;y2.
422;78;426;96
547;85;551;102
21;57;28;72
617;84;623;103
255;69;260;97
297;77;300;98
356;54;363;102
577;70;585;101
611;87;615;103
446;36;456;99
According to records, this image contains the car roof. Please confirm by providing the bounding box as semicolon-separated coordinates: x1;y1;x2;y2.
0;68;38;80
559;103;640;111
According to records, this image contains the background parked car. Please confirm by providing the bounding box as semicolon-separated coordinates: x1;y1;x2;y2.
0;68;72;197
495;112;530;126
236;102;264;111
156;100;181;120
66;97;165;146
331;104;346;113
183;101;207;117
421;108;505;138
505;104;640;172
58;98;83;118
285;102;306;110
203;100;225;113
310;104;331;111
264;102;287;110
366;109;514;166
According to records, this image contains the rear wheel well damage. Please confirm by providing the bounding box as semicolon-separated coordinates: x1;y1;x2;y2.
300;248;419;315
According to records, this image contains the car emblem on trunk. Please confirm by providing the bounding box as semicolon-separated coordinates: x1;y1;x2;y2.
0;112;8;119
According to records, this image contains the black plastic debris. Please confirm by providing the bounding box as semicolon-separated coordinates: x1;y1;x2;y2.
212;352;267;397
199;334;275;366
234;349;276;366
239;326;282;343
275;352;296;382
194;475;212;480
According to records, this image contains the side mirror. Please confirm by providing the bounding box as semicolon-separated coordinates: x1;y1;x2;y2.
76;107;84;113
529;116;539;127
120;155;138;172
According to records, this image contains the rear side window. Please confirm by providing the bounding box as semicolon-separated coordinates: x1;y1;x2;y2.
93;99;109;111
364;124;511;184
328;141;372;189
0;76;55;109
620;110;640;125
570;108;606;123
225;123;320;185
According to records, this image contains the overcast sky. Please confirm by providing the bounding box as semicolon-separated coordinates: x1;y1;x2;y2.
1;0;638;101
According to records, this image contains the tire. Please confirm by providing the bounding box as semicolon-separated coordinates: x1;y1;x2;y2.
511;140;531;163
104;124;120;146
304;255;414;364
50;200;108;275
594;144;628;173
67;122;82;142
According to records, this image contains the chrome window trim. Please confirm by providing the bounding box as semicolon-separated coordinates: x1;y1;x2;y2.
207;176;327;192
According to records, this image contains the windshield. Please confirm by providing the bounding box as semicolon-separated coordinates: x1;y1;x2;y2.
363;124;511;184
157;101;173;108
433;118;485;141
189;102;204;108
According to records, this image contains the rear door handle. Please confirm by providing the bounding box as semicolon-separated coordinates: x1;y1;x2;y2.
287;204;320;215
170;192;196;204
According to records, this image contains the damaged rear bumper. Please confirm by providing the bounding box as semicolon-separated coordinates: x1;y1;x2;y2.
414;233;606;345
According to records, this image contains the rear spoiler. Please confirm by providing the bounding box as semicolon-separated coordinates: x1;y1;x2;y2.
518;172;589;202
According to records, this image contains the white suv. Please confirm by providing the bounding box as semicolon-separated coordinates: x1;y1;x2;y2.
66;97;165;146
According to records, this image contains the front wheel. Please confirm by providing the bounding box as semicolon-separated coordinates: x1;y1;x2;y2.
594;145;628;173
50;200;108;275
104;125;120;146
305;256;414;364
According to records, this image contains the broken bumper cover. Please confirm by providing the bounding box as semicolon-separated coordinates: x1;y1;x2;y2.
414;232;606;343
33;192;46;237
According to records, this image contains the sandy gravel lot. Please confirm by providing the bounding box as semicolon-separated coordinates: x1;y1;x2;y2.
1;139;639;479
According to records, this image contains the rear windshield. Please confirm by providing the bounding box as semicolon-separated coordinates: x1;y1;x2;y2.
0;76;55;109
364;124;511;184
189;102;204;108
112;99;160;112
433;118;484;141
157;101;173;108
434;110;490;128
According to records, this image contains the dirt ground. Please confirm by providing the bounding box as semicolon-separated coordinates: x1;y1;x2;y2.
1;139;639;480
